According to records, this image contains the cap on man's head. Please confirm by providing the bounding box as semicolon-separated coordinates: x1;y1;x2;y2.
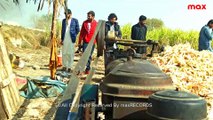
65;9;72;14
139;15;147;21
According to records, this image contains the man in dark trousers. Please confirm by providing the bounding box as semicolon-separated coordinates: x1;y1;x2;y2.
131;15;147;54
61;9;80;72
78;11;97;74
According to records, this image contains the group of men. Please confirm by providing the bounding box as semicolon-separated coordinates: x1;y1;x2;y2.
60;8;213;74
60;9;147;74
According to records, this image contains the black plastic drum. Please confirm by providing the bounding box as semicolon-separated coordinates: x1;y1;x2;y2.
147;90;207;120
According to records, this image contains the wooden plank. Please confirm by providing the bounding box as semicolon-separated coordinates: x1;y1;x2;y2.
4;87;14;117
69;82;84;113
0;54;7;83
0;33;8;119
0;34;13;74
0;88;8;120
0;33;20;118
85;57;99;84
8;83;17;113
9;78;20;107
0;87;12;119
3;74;20;107
60;73;79;103
74;49;100;119
54;73;80;120
0;75;20;116
0;74;15;88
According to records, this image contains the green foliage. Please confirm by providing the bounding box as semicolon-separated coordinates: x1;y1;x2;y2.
146;18;164;30
147;28;199;49
33;14;52;30
121;23;201;49
32;14;62;46
120;23;132;39
120;18;164;39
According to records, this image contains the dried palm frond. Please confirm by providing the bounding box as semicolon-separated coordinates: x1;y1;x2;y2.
2;0;68;11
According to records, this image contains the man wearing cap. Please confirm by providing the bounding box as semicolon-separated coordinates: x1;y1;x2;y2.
61;9;80;72
78;11;97;74
131;15;147;54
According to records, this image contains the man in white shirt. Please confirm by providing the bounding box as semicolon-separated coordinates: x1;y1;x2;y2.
61;9;80;72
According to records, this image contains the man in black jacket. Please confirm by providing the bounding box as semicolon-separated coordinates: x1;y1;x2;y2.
104;13;122;72
131;15;147;54
105;13;122;49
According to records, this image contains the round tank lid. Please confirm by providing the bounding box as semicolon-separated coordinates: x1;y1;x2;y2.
153;90;199;99
113;60;163;74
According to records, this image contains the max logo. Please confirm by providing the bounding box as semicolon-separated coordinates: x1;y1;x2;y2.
188;4;206;10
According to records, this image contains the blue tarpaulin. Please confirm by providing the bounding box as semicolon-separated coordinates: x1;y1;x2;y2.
20;76;67;99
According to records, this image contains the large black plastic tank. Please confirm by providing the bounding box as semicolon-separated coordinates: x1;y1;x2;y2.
147;90;207;120
100;57;174;119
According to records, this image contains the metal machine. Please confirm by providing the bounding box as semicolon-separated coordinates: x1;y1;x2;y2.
99;36;174;119
54;20;207;120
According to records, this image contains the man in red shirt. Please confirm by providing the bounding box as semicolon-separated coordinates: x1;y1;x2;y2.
78;11;97;74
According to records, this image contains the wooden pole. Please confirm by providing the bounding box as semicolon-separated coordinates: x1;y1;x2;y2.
49;0;59;79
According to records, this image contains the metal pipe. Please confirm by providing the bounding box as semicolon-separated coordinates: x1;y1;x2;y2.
107;38;147;43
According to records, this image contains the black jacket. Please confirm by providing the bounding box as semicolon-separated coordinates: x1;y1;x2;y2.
131;23;147;40
105;21;122;48
105;21;122;38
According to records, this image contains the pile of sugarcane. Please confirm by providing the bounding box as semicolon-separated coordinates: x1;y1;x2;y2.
150;43;213;116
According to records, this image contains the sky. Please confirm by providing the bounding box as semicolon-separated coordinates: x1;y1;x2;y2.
0;0;213;31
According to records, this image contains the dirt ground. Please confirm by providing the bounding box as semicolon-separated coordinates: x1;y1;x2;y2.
9;46;105;120
1;24;104;119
